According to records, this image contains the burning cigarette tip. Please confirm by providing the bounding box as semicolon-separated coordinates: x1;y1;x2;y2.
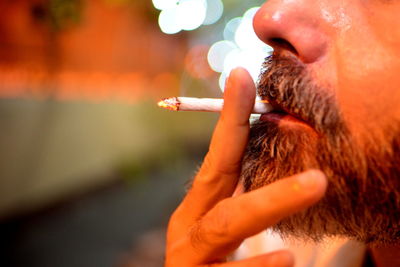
157;98;180;111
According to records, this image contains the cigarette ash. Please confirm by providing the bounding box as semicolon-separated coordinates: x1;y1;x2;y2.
157;97;181;111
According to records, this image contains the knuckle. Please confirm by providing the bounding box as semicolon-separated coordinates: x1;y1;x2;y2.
204;199;234;242
189;220;204;248
203;151;240;178
215;163;241;177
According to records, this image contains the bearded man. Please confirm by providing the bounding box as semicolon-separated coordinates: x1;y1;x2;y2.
165;1;400;266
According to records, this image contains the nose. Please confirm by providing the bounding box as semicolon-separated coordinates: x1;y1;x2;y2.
253;1;328;64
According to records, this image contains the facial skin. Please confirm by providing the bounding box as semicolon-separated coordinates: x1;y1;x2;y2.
241;0;400;244
253;0;400;144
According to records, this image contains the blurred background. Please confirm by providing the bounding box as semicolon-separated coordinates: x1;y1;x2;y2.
0;0;271;266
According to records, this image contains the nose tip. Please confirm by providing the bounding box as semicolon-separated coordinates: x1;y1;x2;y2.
253;3;327;64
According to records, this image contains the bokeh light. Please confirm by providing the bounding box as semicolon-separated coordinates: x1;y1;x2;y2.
223;17;242;41
235;8;266;50
203;0;224;25
207;7;273;90
207;40;237;73
152;2;272;92
177;0;207;31
153;0;223;34
159;8;181;34
151;0;177;11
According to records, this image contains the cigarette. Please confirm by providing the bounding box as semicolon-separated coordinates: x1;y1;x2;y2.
157;97;274;114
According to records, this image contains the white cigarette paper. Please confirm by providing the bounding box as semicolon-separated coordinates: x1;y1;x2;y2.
158;97;274;114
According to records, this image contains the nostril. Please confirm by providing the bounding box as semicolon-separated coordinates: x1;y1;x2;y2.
270;38;298;56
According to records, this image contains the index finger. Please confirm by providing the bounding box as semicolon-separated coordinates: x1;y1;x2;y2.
181;68;256;220
206;68;256;177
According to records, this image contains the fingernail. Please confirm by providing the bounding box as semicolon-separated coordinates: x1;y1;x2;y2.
297;169;327;190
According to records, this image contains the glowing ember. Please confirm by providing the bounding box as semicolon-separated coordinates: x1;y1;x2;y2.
157;97;180;111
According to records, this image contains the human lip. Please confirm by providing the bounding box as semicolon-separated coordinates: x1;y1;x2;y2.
260;111;303;123
260;105;312;129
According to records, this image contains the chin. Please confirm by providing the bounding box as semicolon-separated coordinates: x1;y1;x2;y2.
240;119;400;245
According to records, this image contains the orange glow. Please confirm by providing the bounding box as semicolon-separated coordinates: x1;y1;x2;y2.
157;98;179;111
0;64;183;103
151;72;179;98
0;0;187;103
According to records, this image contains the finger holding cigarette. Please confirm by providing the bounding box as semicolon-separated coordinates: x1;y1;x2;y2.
158;97;274;114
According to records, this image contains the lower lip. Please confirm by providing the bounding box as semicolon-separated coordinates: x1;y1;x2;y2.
260;112;310;128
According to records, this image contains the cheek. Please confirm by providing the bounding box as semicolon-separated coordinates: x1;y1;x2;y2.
333;22;400;141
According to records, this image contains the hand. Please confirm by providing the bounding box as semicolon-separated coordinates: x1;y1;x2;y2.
165;68;327;267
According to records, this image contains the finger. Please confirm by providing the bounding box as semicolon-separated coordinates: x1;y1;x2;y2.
180;68;256;220
211;250;294;267
190;170;327;261
205;67;256;176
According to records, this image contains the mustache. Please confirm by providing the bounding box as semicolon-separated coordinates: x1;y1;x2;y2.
257;53;343;136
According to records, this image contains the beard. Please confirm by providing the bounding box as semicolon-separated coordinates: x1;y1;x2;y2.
240;53;400;245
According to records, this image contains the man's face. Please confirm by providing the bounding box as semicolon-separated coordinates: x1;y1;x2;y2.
241;0;400;244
